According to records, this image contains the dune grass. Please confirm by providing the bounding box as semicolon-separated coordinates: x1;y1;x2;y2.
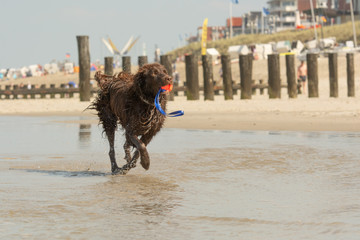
167;21;360;60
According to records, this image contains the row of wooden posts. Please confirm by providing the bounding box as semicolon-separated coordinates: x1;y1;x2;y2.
101;51;356;100
1;51;355;100
1;36;356;100
0;83;99;99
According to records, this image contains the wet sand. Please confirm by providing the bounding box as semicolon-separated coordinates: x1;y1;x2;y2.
0;93;360;132
1;116;360;239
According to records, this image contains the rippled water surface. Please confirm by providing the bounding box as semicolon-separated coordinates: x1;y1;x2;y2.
1;116;360;239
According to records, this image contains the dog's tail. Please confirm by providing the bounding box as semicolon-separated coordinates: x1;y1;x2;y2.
94;71;113;92
95;71;132;92
86;71;112;115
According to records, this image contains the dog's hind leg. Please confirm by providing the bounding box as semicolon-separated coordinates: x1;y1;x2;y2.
102;114;120;173
107;130;119;173
123;136;132;163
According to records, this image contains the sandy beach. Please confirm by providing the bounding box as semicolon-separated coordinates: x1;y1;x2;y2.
0;93;359;132
1;55;360;132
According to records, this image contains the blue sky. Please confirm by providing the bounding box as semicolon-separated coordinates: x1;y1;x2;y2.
0;0;268;68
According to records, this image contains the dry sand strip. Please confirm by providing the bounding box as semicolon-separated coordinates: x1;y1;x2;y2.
165;111;360;132
0;95;359;132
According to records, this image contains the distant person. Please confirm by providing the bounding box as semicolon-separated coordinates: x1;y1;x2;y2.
172;70;179;86
172;70;180;96
68;81;77;88
297;61;307;94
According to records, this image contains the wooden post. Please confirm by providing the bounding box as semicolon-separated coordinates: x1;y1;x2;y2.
69;84;74;98
202;55;214;101
307;53;319;98
50;84;56;99
185;54;199;100
160;55;174;101
209;59;214;96
268;54;281;99
221;54;233;100
328;53;338;98
122;56;131;73
13;85;18;99
286;54;297;98
239;54;252;99
138;56;148;68
5;85;10;99
104;57;113;76
31;85;36;99
23;85;28;99
40;84;46;98
248;53;253;95
76;35;91;101
60;84;66;98
347;53;355;97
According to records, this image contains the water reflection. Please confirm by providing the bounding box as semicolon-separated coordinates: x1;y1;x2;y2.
101;175;180;217
79;124;91;145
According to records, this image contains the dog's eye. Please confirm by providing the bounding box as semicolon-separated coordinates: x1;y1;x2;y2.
153;70;159;75
163;70;167;74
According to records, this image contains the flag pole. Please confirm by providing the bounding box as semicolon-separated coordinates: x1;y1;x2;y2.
309;0;318;46
349;0;357;47
229;1;233;38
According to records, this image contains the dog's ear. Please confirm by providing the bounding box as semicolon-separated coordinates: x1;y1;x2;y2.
134;65;149;86
94;71;104;83
94;71;109;90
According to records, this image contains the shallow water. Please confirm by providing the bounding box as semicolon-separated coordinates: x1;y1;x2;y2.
1;116;360;239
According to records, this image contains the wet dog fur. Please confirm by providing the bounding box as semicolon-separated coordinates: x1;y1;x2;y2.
89;63;172;174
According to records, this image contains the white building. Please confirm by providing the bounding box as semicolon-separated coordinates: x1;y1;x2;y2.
267;0;298;32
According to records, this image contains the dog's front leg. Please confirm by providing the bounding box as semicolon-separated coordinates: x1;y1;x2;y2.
123;137;132;163
124;134;153;168
129;134;150;170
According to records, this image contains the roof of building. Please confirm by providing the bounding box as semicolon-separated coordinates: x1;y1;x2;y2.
226;17;242;27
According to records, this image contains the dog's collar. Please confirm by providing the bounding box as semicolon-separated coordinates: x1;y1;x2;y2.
136;83;155;106
138;94;154;106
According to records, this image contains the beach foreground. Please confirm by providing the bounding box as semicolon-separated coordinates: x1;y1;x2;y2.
0;94;359;132
1;117;359;239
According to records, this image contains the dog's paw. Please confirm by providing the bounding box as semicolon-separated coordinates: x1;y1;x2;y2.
140;158;150;170
129;162;137;168
112;167;127;175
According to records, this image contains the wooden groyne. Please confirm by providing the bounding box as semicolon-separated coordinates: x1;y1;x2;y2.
0;84;98;99
0;36;357;100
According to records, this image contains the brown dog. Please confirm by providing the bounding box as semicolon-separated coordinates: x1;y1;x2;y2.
90;63;172;174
